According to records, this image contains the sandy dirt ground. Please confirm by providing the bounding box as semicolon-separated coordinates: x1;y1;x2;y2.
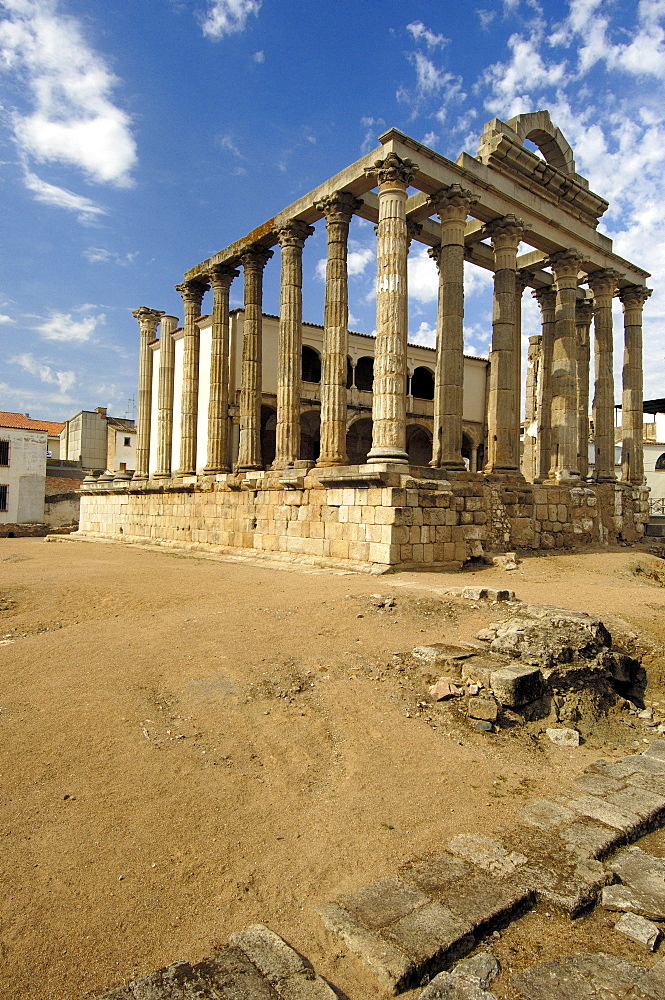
2;536;665;1000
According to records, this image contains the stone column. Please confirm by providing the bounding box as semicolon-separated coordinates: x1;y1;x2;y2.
588;269;620;482
364;152;416;464
575;298;593;480
274;220;314;469
154;314;178;478
533;287;556;482
237;245;273;470
548;250;583;481
315;191;360;467
428;185;474;469
522;334;542;482
132;307;164;479
175;279;209;476
204;264;238;474
484;215;524;473
619;285;651;484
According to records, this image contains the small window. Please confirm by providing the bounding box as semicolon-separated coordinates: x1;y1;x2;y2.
655;453;665;471
355;356;374;392
0;440;8;466
0;485;7;511
302;346;321;384
411;366;435;400
119;462;126;472
124;436;131;447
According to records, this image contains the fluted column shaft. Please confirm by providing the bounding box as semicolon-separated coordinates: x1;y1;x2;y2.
132;306;164;479
620;285;651;484
237;246;273;470
428;185;474;469
549;251;583;481
274;221;314;469
154;314;178;478
588;270;619;482
316;192;360;466
175;279;208;476
365;153;416;464
575;298;593;480
523;334;542;482
533;287;556;482
485;215;524;473
204;265;238;473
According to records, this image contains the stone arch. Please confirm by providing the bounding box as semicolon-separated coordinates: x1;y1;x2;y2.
346;416;372;464
300;408;320;462
411;366;435;400
302;345;321;384
506;111;575;174
355;356;374;392
655;453;665;471
407;423;433;466
260;405;277;468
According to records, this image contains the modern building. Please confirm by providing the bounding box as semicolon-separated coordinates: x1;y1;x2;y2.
60;406;136;473
0;412;64;527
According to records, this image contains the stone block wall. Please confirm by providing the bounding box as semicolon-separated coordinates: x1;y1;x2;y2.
76;468;649;572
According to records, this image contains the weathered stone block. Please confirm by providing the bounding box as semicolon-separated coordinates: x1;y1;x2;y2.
489;664;543;707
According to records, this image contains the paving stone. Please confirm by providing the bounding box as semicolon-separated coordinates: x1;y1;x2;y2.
520;798;576;830
587;759;645;781
628;771;665;798
435;870;535;934
417;971;497;999
193;947;282;999
412;644;477;672
489;664;543;708
601;883;665;920
565;793;642;835
644;741;665;762
228;925;307;983
104;961;212;1000
615;911;662;950
636;956;665;999
448;834;527;876
399;853;472;895
605;786;665;828
452;952;500;988
620;754;665;777
602;846;665;919
467;695;499;722
574;772;627;797
564;952;643;995
339;876;430;929
384;901;475;974
545;727;580;746
558;816;626;860
317;902;413;991
511;958;600;999
460;656;501;688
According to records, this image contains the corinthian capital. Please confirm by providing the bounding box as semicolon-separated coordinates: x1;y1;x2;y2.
175;279;210;308
576;298;594;326
618;284;652;309
208;263;239;290
548;249;584;280
276;219;315;250
429;184;476;216
132;307;164;336
241;243;274;272
484;213;526;248
315;191;362;224
364;152;417;188
587;267;622;298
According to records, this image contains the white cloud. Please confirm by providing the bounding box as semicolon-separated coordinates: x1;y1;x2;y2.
201;0;261;39
0;0;137;187
22;169;107;220
409;320;436;347
83;247;138;266
11;351;75;393
34;308;105;342
0;313;15;324
316;247;374;281
408;246;438;304
406;21;448;49
253;49;264;63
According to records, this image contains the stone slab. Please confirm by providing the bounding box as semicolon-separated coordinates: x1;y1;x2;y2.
520;798;576;830
605;785;665;827
338;876;430;929
615;911;661;950
385;901;475;970
228;924;307;983
574;772;626;797
452;953;500;989
489;664;543;707
417;972;497;999
511;958;599;999
565;793;642;834
438;871;534;934
644;741;665;762
637;956;665;1000
399;853;472;895
194;947;283;999
602;883;665;920
317;902;413;991
448;834;527;876
565;952;642;995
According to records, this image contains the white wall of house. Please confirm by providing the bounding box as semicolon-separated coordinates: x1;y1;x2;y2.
0;426;46;523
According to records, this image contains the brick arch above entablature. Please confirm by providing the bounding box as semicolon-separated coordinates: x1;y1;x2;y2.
505;110;575;174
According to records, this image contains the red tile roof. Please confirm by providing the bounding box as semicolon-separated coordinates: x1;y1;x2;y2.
0;411;65;434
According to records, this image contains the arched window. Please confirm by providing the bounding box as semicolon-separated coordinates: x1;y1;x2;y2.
411;366;434;400
355;356;374;391
302;346;321;383
655;453;665;470
346;356;353;389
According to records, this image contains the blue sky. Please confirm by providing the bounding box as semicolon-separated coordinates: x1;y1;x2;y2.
1;0;664;422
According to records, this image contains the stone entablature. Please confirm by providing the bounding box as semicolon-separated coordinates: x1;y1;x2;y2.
78;111;652;570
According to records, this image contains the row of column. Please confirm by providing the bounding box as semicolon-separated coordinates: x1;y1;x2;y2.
132;152;651;485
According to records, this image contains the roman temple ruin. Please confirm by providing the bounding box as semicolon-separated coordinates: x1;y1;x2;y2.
78;111;652;571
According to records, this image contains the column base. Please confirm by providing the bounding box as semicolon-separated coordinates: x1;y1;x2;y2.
316;458;348;468
132;473;148;481
152;471;172;479
593;474;617;483
367;446;409;465
433;459;466;471
203;465;231;475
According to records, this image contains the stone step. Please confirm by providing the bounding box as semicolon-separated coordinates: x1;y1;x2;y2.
94;925;336;1000
511;951;665;1000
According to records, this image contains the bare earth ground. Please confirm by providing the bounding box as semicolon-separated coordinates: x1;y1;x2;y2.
2;537;665;1000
